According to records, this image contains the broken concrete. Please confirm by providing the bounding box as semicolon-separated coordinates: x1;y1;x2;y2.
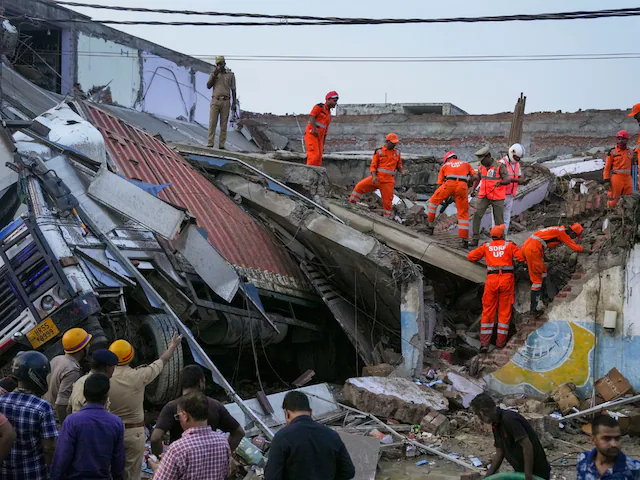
326;200;485;283
343;376;448;425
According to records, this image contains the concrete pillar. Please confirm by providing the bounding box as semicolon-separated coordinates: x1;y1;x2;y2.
400;277;425;376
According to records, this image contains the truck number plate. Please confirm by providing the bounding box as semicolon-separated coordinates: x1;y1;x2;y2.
26;319;60;349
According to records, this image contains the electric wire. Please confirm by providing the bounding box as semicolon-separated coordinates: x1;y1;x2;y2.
27;2;640;27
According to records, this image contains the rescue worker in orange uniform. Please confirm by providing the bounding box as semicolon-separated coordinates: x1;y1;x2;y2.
629;103;640;166
521;223;587;313
423;151;478;247
469;147;511;248
349;133;405;219
305;91;339;166
603;130;633;208
468;224;525;351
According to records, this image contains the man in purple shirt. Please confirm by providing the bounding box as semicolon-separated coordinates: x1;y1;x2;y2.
51;373;125;480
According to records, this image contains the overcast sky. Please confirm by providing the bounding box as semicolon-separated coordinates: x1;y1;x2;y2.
64;0;640;116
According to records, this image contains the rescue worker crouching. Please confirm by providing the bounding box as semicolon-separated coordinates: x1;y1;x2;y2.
423;151;478;248
469;146;511;247
305;91;338;166
521;223;589;313
467;224;525;352
603;130;633;208
349;133;406;219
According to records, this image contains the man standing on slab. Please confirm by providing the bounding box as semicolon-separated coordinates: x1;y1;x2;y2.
207;56;236;150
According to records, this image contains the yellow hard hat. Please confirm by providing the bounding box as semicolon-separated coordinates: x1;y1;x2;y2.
62;328;92;354
109;340;134;366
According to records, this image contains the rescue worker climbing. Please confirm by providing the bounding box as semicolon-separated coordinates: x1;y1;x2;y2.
305;91;339;166
469;147;511;247
521;223;587;313
468;224;525;351
349;133;406;219
603;130;633;208
423;151;477;247
494;143;525;234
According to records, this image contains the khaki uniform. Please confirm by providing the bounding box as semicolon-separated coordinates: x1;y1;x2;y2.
43;354;82;408
68;372;112;414
109;360;164;480
207;69;236;148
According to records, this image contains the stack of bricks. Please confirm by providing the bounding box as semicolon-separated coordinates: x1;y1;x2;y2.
567;190;606;217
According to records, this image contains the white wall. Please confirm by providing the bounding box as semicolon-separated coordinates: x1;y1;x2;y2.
77;33;140;108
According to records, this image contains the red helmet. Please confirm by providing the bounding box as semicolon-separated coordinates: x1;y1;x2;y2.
490;224;505;238
325;91;339;101
569;223;584;237
617;130;630;140
443;151;457;163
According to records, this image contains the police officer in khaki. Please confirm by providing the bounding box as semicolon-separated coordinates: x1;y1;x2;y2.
108;334;181;480
44;327;92;423
68;348;118;414
206;55;237;150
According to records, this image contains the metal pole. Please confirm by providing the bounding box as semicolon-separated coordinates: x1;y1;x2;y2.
559;393;640;421
76;204;275;440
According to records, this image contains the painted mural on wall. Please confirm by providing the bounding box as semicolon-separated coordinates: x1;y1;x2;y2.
485;320;595;396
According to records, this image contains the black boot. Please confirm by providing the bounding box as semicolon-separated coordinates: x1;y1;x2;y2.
530;290;540;313
460;238;469;248
468;238;479;247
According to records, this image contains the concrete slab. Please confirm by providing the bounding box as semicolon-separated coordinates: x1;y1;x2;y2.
327;201;486;283
343;377;448;424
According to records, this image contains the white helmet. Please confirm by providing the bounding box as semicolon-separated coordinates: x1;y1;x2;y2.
508;143;525;162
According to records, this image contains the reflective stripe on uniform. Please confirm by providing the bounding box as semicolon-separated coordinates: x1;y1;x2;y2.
531;235;548;248
315;122;327;130
487;266;514;271
384;210;393;216
350;191;361;198
446;175;470;181
531;283;542;290
613;169;631;174
377;168;396;175
480;328;494;334
427;202;438;212
458;225;470;230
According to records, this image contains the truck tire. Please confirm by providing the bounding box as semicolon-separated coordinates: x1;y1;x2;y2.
135;314;183;406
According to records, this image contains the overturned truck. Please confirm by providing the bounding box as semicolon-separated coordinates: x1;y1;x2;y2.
0;103;338;406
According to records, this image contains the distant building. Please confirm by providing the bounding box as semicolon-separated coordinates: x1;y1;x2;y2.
336;102;467;116
5;0;213;124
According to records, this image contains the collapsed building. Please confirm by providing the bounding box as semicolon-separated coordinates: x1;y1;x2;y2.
3;5;640;477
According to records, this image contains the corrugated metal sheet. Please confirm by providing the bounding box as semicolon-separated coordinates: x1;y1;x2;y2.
1;64;62;118
82;102;306;288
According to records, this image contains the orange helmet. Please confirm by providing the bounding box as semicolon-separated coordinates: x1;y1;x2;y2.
62;328;92;354
628;103;640;117
443;151;457;163
569;223;584;237
386;133;400;144
490;224;506;239
109;340;134;366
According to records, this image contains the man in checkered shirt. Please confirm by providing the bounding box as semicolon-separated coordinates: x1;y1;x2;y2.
150;392;230;480
0;351;59;480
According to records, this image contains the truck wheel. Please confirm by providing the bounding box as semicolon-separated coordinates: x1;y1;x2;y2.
135;314;183;405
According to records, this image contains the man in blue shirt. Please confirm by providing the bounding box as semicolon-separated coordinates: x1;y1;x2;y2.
51;373;125;480
0;351;58;480
577;415;640;480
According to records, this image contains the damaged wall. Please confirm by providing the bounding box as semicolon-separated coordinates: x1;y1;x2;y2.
77;34;140;108
484;249;640;397
248;110;639;158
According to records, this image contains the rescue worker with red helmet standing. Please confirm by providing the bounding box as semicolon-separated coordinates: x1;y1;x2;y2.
521;224;588;313
44;327;92;423
349;133;406;219
603;130;633;208
468;224;525;351
423;151;478;247
305;91;338;166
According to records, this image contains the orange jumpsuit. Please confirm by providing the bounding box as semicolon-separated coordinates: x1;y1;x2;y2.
521;226;583;291
427;160;476;238
304;103;332;166
468;239;525;347
604;145;633;208
349;146;402;219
